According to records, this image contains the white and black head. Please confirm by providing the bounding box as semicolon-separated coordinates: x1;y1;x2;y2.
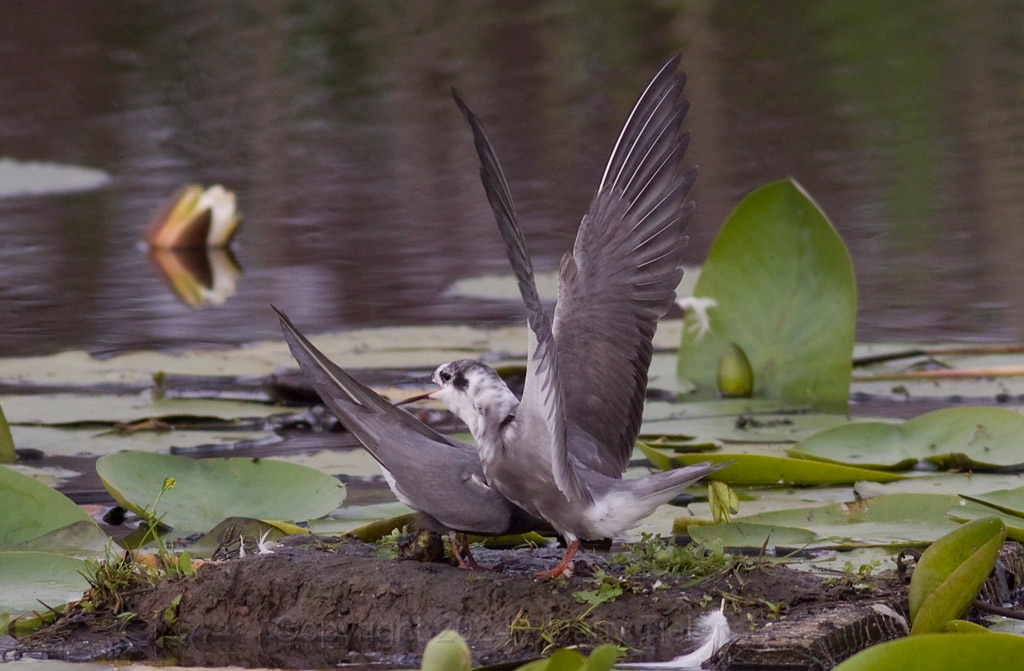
430;360;519;439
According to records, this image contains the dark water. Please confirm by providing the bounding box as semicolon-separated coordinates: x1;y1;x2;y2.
2;1;1023;358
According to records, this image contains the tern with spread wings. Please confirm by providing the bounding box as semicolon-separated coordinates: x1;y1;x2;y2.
415;54;720;578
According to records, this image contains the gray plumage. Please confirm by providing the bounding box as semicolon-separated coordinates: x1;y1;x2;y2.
441;53;719;576
274;307;542;539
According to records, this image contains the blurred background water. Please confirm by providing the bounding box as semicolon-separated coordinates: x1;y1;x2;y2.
1;1;1022;358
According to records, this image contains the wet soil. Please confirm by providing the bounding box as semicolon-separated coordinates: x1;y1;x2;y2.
15;535;914;670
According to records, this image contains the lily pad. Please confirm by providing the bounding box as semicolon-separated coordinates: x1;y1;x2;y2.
789;406;1024;470
95;452;346;532
0;393;287;426
677;180;856;412
10;425;272;458
637;444;904;486
0;465;96;547
908;516;1005;634
0;551;89;616
958;484;1024;518
641;412;855;444
0;157;111;198
947;501;1024;543
0;402;13;463
687;494;963;549
832;633;1024;671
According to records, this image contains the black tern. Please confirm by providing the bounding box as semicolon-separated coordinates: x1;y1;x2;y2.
274;306;543;569
421;54;720;578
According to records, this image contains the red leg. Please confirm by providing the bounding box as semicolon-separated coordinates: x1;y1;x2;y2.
535;540;580;579
449;532;489;570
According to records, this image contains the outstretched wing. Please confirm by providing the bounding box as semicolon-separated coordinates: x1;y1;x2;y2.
274;306;527;534
554;53;697;477
452;91;591;506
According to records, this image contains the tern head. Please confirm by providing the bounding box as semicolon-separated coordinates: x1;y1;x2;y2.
429;360;519;440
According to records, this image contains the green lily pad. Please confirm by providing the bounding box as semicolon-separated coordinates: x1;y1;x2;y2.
959;484;1024;518
855;472;1024;500
0;393;287;426
0;402;14;463
677;180;856;412
10;425;272;458
95;452;346;532
686;521;819;549
0;465;96;547
0;551;89;616
789;406;1024;470
947;501;1024;543
13;520;110;557
514;644;619;671
908;516;1005;634
832;633;1024;671
637;443;904;486
687;494;963;549
641;412;855;444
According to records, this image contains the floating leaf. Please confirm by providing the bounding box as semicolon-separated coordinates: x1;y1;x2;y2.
637;444;904;486
13;520;109;557
677;180;856;412
641;412;855;444
790;406;1024;470
0;551;89;617
959;485;1024;518
909;516;1005;634
514;644;619;671
0;403;13;463
0;465;96;547
96;452;345;532
832;633;1024;670
687;494;962;550
686;521;818;549
10;425;272;458
947;501;1024;543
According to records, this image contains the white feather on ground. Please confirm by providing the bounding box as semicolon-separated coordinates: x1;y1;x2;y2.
617;600;733;670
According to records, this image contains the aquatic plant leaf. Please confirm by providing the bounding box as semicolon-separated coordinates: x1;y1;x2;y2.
12;520;109;557
832;633;1024;670
96;452;345;532
10;425;272;458
0;403;13;463
0;393;286;426
685;521;818;549
908;516;1005;634
959;484;1024;518
0;157;111;197
637;444;904;485
946;501;1024;543
420;629;471;671
514;645;617;671
0;465;95;547
677;180;856;412
686;494;962;549
789;406;1024;470
186;516;307;558
641;412;855;444
0;551;89;616
855;472;1024;499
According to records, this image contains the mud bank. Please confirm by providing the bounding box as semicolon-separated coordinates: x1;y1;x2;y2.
17;536;913;669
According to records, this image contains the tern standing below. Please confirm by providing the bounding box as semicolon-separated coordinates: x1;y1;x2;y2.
419;53;719;578
274;307;544;570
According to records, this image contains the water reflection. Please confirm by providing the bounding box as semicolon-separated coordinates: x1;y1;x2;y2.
0;1;1022;357
148;248;241;307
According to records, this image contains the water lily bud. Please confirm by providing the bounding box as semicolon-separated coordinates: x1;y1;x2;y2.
421;630;471;671
145;184;242;249
717;342;753;398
